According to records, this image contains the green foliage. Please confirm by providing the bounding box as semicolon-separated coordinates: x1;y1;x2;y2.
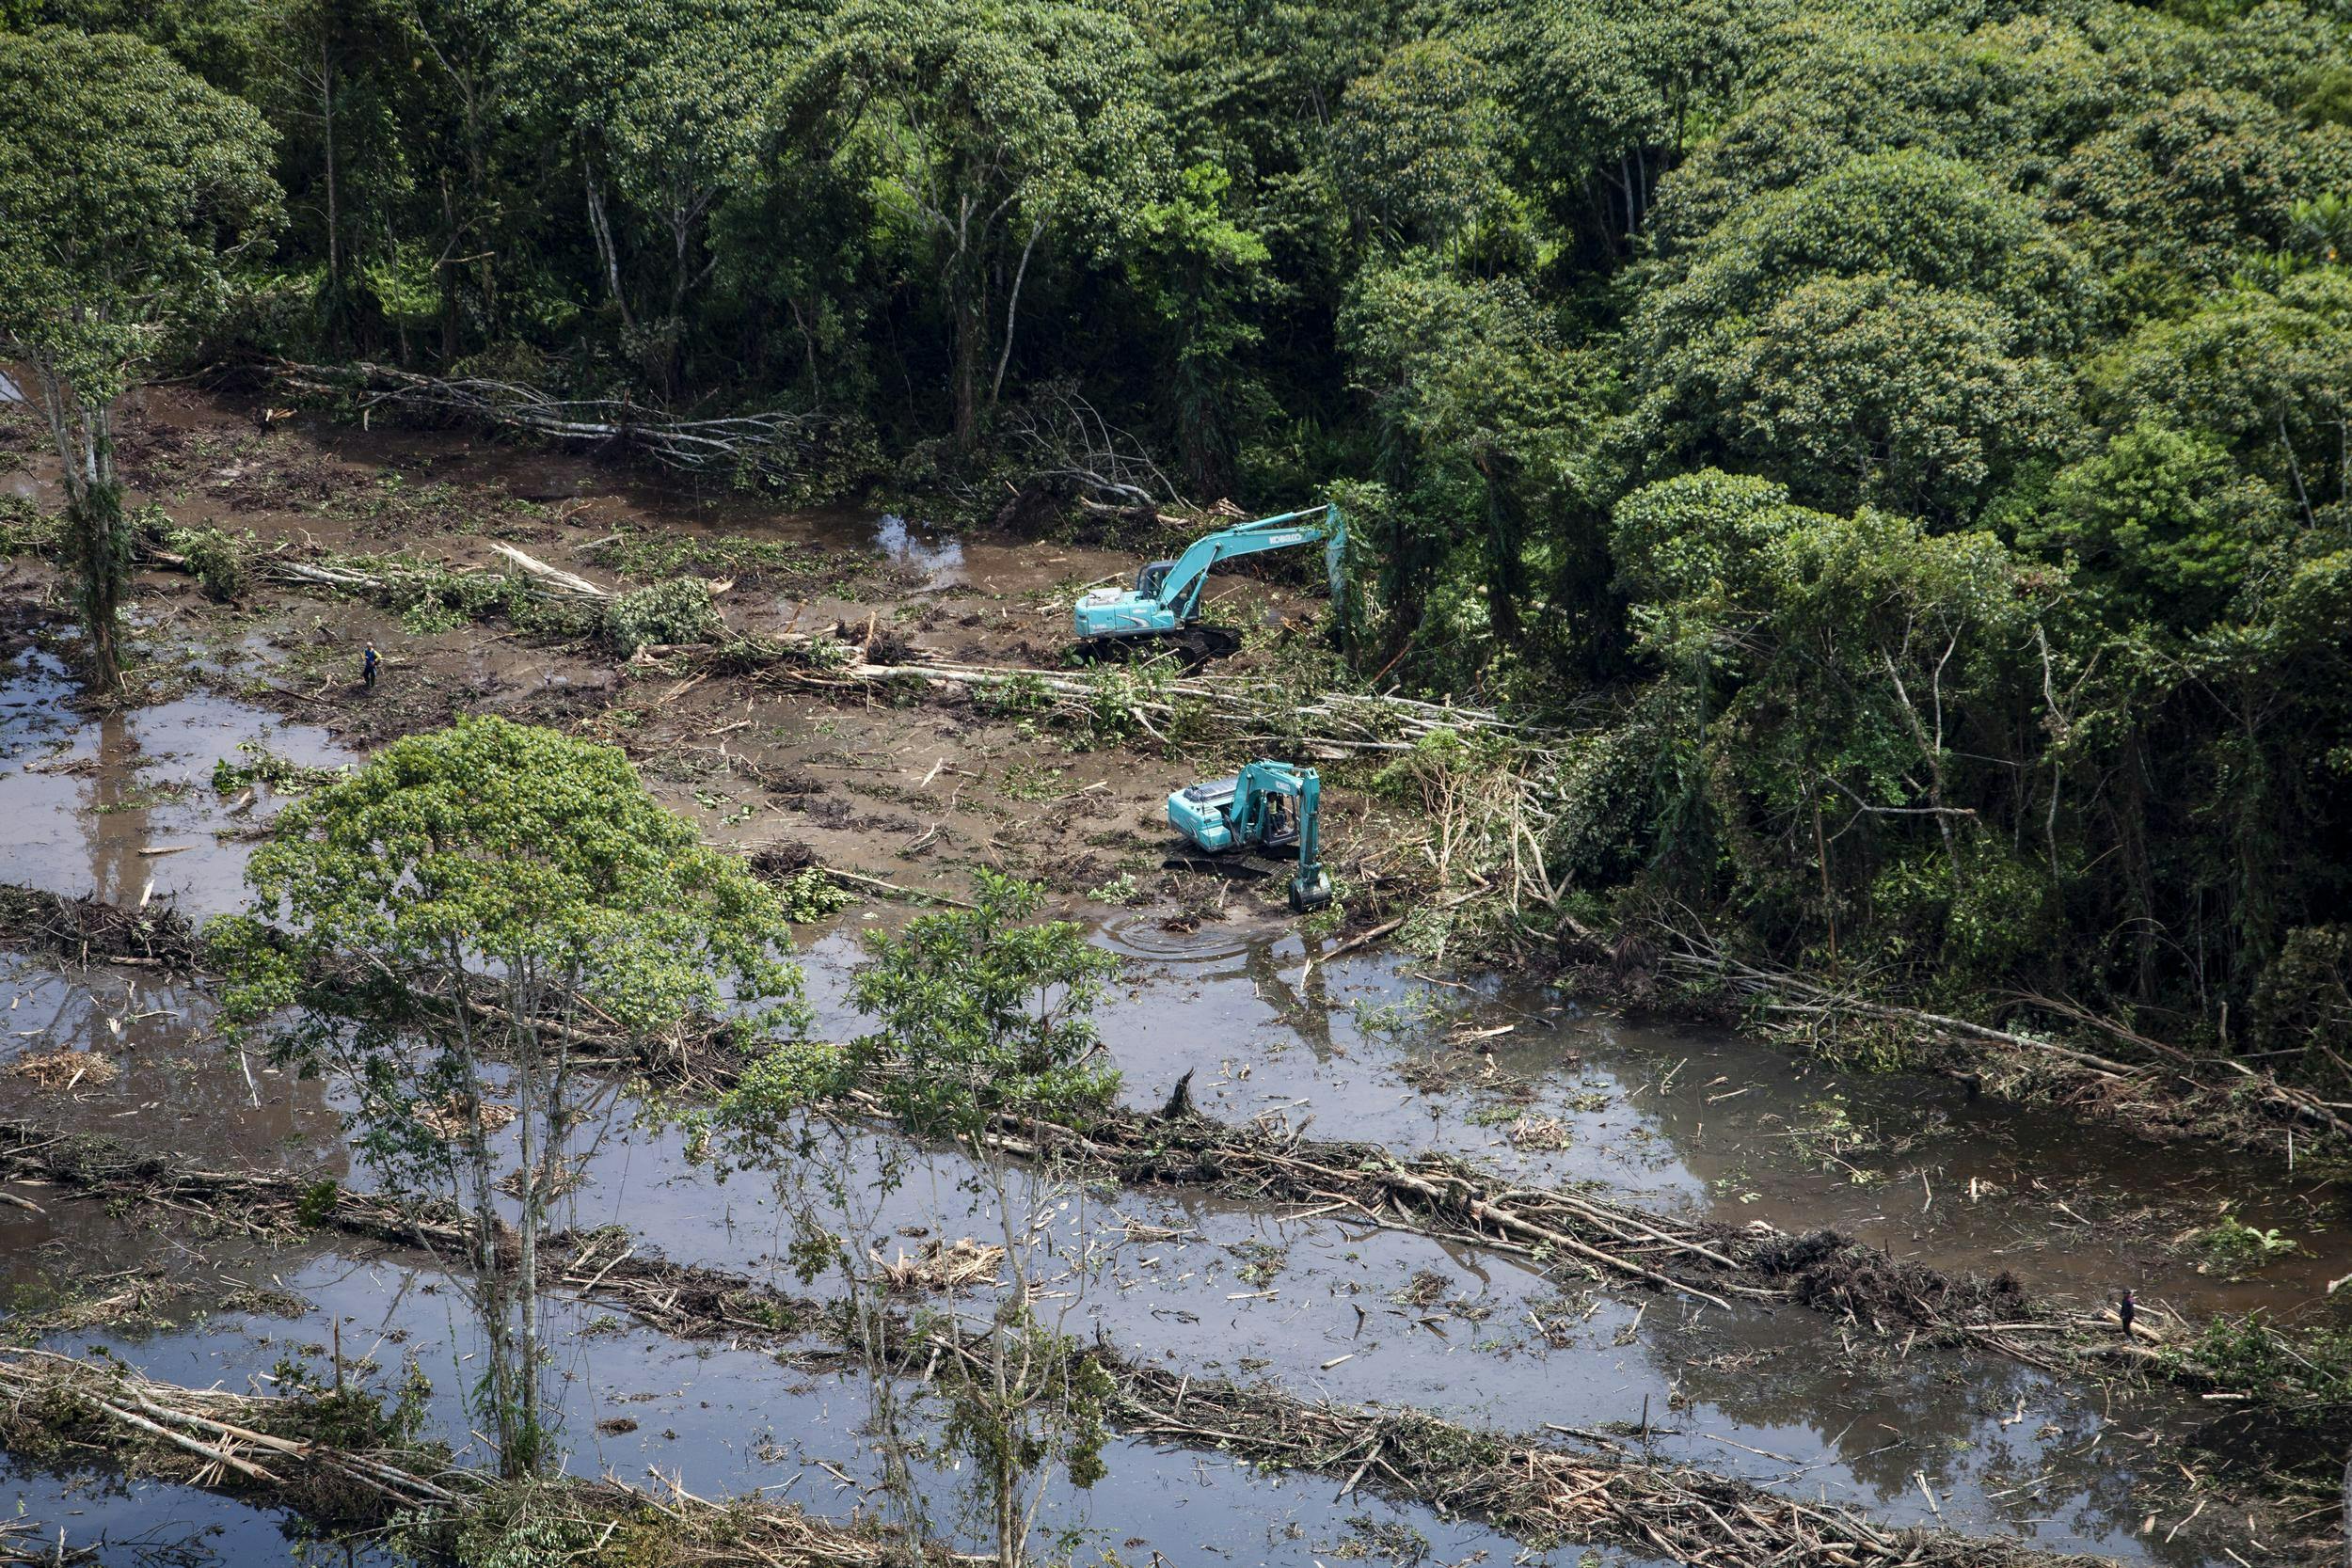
210;740;350;796
2186;1209;2301;1274
22;0;2352;1061
207;716;803;1479
0;498;59;560
770;865;856;924
2027;416;2286;623
602;578;723;653
972;671;1055;719
211;716;801;1059
0;26;279;688
162;519;250;602
2173;1312;2352;1404
803;0;1168;444
1330;39;1508;250
844;870;1120;1138
0;29;281;398
2048;88;2347;290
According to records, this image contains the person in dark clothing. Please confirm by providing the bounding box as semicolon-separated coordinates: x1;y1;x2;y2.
2117;1288;2136;1339
362;641;380;690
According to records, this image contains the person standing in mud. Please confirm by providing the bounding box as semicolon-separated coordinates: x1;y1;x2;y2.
2116;1288;2136;1339
361;641;380;691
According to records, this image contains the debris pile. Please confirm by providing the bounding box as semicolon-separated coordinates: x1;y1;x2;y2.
6;1049;119;1090
0;884;199;971
874;1236;1006;1293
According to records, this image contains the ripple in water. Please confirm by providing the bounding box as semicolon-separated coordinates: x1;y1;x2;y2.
1091;913;1261;964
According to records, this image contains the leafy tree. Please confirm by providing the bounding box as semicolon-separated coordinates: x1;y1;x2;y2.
1124;162;1277;498
1640;150;2100;356
1613;471;2044;970
209;717;803;1479
1638;272;2073;518
1509;0;1764;252
508;0;810;394
802;0;1168;448
2027;416;2289;626
1328;37;1509;252
713;871;1118;1568
0;27;278;690
246;0;416;349
2047;87;2352;297
2090;272;2352;523
1343;259;1606;673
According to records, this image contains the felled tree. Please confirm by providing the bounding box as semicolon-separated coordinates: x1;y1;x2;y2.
0;28;279;691
210;716;803;1478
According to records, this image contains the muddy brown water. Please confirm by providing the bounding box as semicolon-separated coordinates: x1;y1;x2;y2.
3;392;2344;1563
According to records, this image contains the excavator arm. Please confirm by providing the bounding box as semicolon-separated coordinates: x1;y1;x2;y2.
1149;504;1344;621
1167;759;1332;912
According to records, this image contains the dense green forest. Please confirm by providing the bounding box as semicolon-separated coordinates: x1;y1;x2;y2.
8;0;2352;1071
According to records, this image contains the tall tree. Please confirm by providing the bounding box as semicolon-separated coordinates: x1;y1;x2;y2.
0;27;278;692
249;0;412;348
508;0;807;396
713;871;1120;1568
805;0;1167;448
210;717;803;1480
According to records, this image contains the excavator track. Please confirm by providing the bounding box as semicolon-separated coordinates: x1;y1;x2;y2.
1072;625;1243;670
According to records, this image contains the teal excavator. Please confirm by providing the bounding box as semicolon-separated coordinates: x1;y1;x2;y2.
1167;760;1331;912
1073;502;1344;663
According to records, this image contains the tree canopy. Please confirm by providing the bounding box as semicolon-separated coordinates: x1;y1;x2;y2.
0;24;278;686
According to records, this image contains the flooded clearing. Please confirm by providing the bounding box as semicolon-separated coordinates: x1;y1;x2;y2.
3;386;2345;1568
0;938;2325;1567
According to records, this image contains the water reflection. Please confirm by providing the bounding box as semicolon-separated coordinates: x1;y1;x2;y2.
872;513;965;586
0;650;353;918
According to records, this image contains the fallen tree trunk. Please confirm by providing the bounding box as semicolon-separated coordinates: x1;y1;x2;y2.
1662;936;2352;1150
268;360;860;493
0;1344;460;1518
0;1346;940;1566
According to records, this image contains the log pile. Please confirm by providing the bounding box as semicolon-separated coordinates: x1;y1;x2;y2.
1661;936;2352;1155
1109;1362;2110;1568
751;655;1545;757
0;884;200;971
551;1228;813;1341
0;1116;466;1251
269;360;854;491
0;1345;459;1517
0;1345;931;1568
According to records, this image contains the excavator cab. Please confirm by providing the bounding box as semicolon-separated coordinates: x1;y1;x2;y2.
1136;559;1179;598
